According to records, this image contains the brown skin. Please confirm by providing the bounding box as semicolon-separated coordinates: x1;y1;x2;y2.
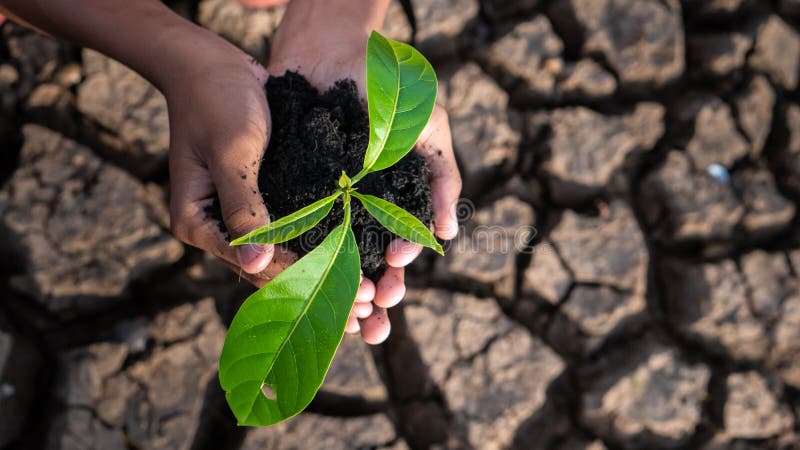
0;0;461;344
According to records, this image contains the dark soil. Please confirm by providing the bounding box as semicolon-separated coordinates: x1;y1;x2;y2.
208;71;434;280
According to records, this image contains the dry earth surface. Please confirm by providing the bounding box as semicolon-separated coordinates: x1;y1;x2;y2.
1;0;800;449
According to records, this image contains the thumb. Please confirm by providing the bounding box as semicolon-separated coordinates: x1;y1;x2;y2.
210;134;274;274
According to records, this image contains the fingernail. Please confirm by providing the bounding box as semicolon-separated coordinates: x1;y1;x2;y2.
236;244;267;271
435;203;459;239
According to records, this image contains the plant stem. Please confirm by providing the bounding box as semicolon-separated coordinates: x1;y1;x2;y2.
343;189;351;207
343;200;352;228
350;168;368;185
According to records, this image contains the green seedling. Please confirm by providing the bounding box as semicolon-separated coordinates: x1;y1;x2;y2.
219;31;441;426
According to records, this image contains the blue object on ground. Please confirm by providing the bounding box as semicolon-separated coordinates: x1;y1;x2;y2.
706;163;730;183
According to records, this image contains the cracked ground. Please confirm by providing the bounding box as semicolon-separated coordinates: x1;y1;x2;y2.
1;0;800;449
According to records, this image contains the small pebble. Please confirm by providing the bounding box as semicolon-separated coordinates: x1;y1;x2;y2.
706;163;730;183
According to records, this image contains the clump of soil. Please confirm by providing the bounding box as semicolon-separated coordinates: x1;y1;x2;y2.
208;71;434;280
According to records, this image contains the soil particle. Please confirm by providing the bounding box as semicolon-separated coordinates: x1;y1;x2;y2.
208;72;433;280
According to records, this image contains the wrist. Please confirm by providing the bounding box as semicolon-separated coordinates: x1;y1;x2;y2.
147;21;252;94
287;0;389;35
271;0;389;63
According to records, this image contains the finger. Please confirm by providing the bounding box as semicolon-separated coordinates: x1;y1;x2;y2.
374;267;405;309
352;301;373;319
386;238;423;268
345;315;361;334
359;307;391;345
169;153;241;266
244;53;270;84
219;245;298;288
208;123;274;274
416;106;461;240
171;198;239;267
356;277;376;302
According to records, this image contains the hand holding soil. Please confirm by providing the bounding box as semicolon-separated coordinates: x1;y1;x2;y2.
256;0;462;344
165;48;277;275
168;0;461;346
156;4;402;346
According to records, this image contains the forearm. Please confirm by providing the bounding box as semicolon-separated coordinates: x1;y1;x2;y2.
0;0;228;91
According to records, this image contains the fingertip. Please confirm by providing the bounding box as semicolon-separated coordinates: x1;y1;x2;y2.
236;244;274;273
345;315;361;334
374;267;406;308
360;308;391;345
434;202;459;240
435;221;459;240
386;239;423;267
352;301;373;319
356;277;376;302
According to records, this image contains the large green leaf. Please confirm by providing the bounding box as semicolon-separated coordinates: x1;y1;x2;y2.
352;192;443;255
230;193;340;246
219;210;360;426
356;31;437;180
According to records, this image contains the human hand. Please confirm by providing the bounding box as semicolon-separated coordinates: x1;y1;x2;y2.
163;35;277;275
268;0;462;344
366;105;462;340
163;27;381;327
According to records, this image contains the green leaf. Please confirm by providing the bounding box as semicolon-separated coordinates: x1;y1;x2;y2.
352;192;443;255
357;31;437;179
219;208;360;426
230;193;340;246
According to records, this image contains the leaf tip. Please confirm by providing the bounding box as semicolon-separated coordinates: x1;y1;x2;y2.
368;29;386;43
